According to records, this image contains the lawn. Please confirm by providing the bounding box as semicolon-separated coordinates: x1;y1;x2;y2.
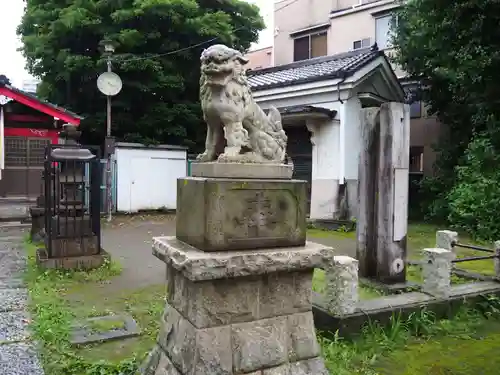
23;221;500;375
309;222;497;277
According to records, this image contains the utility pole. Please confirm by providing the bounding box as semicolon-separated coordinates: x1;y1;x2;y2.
97;40;122;222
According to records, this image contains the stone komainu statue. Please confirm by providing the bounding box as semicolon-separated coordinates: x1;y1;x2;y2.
197;44;287;164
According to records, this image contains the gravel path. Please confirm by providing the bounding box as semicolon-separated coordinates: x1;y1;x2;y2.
0;223;44;375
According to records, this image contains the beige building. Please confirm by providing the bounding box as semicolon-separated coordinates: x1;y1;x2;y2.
272;0;443;176
245;46;273;71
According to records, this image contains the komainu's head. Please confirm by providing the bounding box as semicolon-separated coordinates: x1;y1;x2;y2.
200;44;249;87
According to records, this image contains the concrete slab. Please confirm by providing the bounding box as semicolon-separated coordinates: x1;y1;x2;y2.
191;162;294;179
70;314;140;345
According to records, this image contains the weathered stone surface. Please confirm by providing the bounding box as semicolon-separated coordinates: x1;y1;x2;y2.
232;317;288;373
155;352;181;375
436;230;458;251
191;162;293;179
50;234;99;257
158;304;196;374
259;271;313;320
176;177;307;251
167;267;314;328
185;273;260;328
422;248;455;298
194;325;232;374
36;248;108;271
324;256;359;316
287;312;319;362
154;236;333;281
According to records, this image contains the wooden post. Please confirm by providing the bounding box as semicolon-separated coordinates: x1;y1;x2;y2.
356;103;410;285
376;102;410;283
356;108;380;278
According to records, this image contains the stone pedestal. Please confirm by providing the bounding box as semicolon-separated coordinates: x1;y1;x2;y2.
324;256;359;316
176;177;307;251
422;248;455;298
142;237;332;375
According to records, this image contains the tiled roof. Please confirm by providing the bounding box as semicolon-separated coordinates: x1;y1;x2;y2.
247;46;383;91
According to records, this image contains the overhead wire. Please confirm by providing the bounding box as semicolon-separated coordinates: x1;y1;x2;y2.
113;0;301;63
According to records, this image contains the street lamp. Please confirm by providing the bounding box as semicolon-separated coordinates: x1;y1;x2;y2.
97;39;122;222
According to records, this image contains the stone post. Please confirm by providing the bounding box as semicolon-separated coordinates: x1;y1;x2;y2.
494;241;500;280
324;256;359;316
142;168;333;375
357;102;410;284
436;230;458;252
421;248;455;298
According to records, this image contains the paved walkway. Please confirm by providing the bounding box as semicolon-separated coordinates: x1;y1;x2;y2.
101;214;357;289
0;223;44;375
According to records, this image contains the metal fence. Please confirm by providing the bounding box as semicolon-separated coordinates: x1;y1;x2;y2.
451;241;499;264
43;144;102;258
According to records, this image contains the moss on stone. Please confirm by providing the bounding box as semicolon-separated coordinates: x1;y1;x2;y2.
375;331;500;374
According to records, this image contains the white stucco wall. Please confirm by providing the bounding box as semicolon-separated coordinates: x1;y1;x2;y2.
341;96;363;181
115;145;187;212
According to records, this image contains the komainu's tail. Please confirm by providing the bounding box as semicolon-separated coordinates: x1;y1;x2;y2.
267;106;283;132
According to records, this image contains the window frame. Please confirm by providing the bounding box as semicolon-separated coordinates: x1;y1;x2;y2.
293;31;328;62
374;13;398;50
353;38;371;50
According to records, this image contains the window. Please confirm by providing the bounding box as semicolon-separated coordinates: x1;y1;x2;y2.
293;32;327;62
353;38;371;50
409;146;424;173
375;14;397;49
404;84;422;118
410;101;422;118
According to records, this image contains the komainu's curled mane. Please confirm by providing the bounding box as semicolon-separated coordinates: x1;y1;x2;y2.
196;44;287;163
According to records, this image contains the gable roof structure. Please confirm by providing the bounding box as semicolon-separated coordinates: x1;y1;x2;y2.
247;46;385;91
0;79;83;125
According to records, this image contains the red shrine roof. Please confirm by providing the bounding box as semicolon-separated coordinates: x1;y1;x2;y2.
0;79;82;126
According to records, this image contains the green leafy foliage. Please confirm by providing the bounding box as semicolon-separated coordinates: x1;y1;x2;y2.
18;0;265;149
392;0;500;239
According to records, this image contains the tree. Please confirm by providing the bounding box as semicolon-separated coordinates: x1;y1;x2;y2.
18;0;264;149
393;0;500;239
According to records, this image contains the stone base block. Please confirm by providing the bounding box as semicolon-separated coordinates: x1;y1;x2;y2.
191;162;294;179
141;237;333;374
176;178;307;251
140;303;327;375
36;248;108;271
48;235;99;258
50;215;94;237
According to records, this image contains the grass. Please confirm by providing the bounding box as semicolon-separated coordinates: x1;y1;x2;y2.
320;295;500;375
24;222;500;375
24;240;164;375
307;222;496;278
86;318;126;334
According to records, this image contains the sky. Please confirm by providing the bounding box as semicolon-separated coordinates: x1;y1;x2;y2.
0;0;273;88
